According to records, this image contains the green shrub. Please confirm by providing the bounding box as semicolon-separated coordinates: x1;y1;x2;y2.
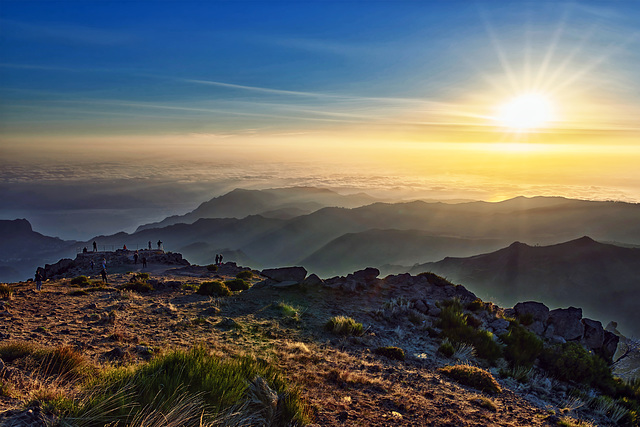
440;364;502;394
437;302;502;363
206;264;218;272
197;281;231;297
439;339;455;358
225;279;250;291
65;345;311;426
120;280;153;293
418;272;454;287
236;270;253;279
500;322;543;368
466;298;484;312
374;346;405;361
0;284;14;299
517;313;534;326
70;276;90;286
277;302;299;320
182;283;199;291
133;272;149;281
539;342;614;392
325;316;364;336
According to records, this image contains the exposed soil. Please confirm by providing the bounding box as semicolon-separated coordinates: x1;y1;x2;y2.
0;262;599;426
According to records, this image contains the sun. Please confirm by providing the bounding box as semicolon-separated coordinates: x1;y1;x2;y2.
495;93;554;132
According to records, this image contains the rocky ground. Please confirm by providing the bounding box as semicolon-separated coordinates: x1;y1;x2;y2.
0;260;626;426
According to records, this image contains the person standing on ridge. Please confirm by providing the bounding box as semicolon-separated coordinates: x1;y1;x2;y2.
148;241;152;250
93;241;97;252
157;240;162;250
101;268;108;283
142;256;147;268
219;254;223;265
134;251;139;264
35;269;42;291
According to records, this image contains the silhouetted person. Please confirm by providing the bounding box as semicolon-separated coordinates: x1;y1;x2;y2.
148;241;152;250
90;259;95;270
134;251;139;264
82;246;88;253
142;256;147;268
93;241;97;252
35;269;42;291
101;268;108;283
219;254;223;265
123;244;127;251
215;254;219;264
157;240;162;250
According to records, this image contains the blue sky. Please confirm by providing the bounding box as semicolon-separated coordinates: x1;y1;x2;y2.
3;1;638;138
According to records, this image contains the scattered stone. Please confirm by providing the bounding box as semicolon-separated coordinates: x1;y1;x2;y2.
301;273;324;287
261;266;307;283
526;320;545;336
135;345;154;356
413;300;428;314
104;347;126;360
490;318;510;335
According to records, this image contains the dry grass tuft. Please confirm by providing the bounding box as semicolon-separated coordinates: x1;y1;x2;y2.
439;364;502;394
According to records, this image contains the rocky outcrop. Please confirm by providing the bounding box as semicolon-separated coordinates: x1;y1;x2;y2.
581;318;604;350
514;301;550;323
261;266;307;283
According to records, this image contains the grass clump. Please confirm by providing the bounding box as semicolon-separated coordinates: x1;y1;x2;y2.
225;279;250;291
0;284;13;299
197;281;231;297
373;346;405;361
440;364;502;394
466;298;485;312
68;345;310;426
277;302;299;320
436;299;502;363
439;339;455;358
500;322;543;368
236;270;253;280
325;316;364;336
206;264;218;272
539;342;613;392
120;281;153;293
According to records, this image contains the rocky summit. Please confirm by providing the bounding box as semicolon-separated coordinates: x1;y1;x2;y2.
0;254;638;426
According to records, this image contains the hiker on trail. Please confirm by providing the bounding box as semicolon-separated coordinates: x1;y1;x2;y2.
218;254;223;265
148;241;152;250
101;268;108;283
157;240;162;250
134;251;139;264
82;247;88;253
90;259;95;270
123;244;127;251
102;258;106;269
93;241;97;252
142;256;147;268
35;269;42;291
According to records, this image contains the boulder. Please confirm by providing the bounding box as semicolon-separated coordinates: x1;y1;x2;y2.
526;320;545;336
352;267;380;282
581;318;604;350
514;301;550;323
271;280;299;288
453;285;476;302
601;331;620;364
301;273;324;287
261;266;307;283
547;307;584;341
490;318;510;336
413;300;428;314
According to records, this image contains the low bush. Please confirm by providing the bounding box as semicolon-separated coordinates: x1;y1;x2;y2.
70;276;90;286
440;364;502;394
466;298;485;312
325;316;364;336
225;279;250;291
437;301;502;363
197;281;231;297
418;272;454;287
539;342;614;392
500;322;543;368
206;264;218;272
120;280;153;293
236;270;253;279
438;339;455;358
277;302;299;320
373;346;405;361
0;284;14;299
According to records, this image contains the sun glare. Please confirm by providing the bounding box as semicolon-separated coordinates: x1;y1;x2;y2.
496;93;554;132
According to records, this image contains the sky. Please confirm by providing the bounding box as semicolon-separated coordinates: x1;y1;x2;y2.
1;0;640;239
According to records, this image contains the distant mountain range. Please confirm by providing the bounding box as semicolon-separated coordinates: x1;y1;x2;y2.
0;219;76;282
4;187;640;337
410;236;640;337
135;187;379;231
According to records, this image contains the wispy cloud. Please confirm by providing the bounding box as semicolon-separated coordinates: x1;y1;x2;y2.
1;19;134;45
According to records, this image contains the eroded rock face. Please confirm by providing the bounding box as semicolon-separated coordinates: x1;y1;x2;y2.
261;266;307;283
582;318;604;350
548;307;584;341
351;267;380;282
514;301;550;323
302;273;324;287
602;331;620;364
